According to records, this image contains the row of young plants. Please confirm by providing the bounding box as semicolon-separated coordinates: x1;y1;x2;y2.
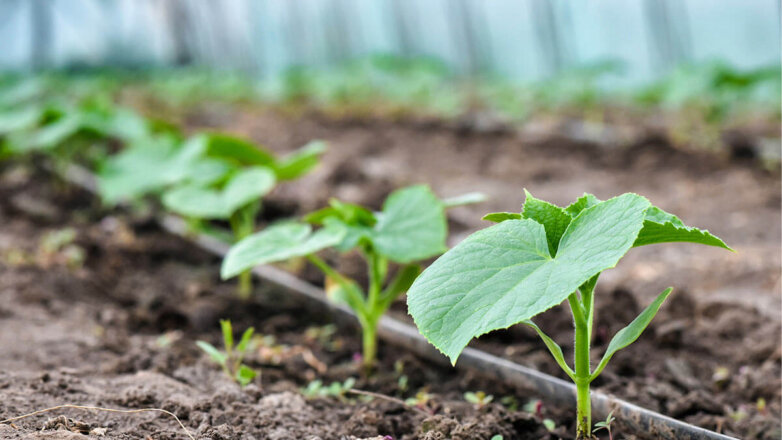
4;56;779;144
0;78;733;439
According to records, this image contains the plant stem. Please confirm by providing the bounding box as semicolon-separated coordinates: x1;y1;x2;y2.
570;292;592;439
237;271;252;300
361;318;378;372
230;202;260;300
362;250;386;370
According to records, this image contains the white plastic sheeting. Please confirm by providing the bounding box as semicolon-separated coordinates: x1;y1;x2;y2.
2;0;779;84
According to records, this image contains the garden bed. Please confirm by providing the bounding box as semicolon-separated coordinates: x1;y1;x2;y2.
0;110;779;439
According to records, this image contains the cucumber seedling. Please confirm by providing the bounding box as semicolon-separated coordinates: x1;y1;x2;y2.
221;185;481;369
162;134;326;298
196;320;257;387
407;191;731;438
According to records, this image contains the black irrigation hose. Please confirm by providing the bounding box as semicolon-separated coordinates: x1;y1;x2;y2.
63;164;738;440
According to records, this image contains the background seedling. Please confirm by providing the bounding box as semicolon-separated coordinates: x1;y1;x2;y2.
404;389;434;411
160;134;325;298
593;410;616;440
196;319;258;387
222;185;482;369
464;391;493;409
301;378;356;400
407;191;731;438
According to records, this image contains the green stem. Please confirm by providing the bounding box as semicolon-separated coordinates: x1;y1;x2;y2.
570;292;592;438
230;202;260;300
237;270;252;300
307;254;377;370
361;317;378;372
362;251;386;370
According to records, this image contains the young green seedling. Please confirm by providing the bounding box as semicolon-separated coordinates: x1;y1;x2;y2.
301;377;356;400
196;319;257;387
221;185;481;369
464;391;493;409
593;410;615;440
407;191;731;438
161;134;326;298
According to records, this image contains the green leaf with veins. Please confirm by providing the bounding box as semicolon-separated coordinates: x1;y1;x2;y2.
221;222;346;279
567;194;730;250
564;193;600;217
521;190;572;255
634;206;731;249
407;193;651;363
163;167;275;219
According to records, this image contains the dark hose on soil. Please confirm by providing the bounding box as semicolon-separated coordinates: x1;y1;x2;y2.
64;164;738;440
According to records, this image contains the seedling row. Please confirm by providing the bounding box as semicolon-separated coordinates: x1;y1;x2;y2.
0;78;740;439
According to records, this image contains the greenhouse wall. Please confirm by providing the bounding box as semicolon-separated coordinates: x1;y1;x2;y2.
2;0;780;85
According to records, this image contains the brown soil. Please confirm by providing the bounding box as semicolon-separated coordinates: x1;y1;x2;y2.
184;108;781;438
0;165;563;439
0;108;779;439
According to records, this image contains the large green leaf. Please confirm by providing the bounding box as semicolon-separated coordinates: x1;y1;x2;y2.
590;287;673;381
522;190;572;256
163;167;275;219
221;222;346;279
407;193;651;363
372;185;448;263
566;195;730;250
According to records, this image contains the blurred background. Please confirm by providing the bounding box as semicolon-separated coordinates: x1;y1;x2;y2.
0;3;780;437
1;0;780;150
3;0;780;79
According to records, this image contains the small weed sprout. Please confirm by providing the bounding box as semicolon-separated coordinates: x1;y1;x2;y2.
222;185;483;369
592;411;616;440
301;378;356;400
407;191;731;438
196;320;258;387
464;391;493;409
404;389;433;411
